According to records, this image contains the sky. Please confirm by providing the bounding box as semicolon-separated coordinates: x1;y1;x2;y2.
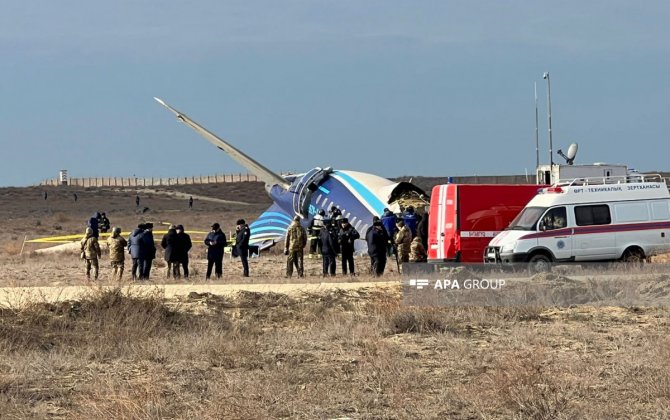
1;1;669;186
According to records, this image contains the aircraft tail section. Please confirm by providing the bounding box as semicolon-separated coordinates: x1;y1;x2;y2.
154;97;290;189
249;203;293;250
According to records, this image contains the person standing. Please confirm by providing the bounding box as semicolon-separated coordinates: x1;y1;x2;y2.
174;225;192;279
394;220;412;264
161;225;180;278
338;218;360;275
107;227;127;279
73;193;78;202
366;218;389;276
44;191;48;200
308;209;325;258
139;223;156;280
204;223;226;279
284;216;307;278
409;235;428;263
417;208;429;251
402;206;421;238
235;219;251;277
99;212;111;234
127;224;145;280
381;208;397;257
87;212;101;238
80;227;101;280
320;220;339;276
188;196;193;209
135;194;140;207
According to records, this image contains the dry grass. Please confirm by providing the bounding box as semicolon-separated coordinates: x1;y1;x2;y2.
0;287;669;418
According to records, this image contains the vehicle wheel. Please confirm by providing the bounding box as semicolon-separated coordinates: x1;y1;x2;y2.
621;248;645;266
528;254;552;274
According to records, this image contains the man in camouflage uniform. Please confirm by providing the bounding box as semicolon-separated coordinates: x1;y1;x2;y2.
284;216;307;278
409;235;427;263
107;227;127;279
81;227;102;280
394;220;412;263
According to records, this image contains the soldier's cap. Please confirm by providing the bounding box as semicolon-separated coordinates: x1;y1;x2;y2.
372;216;380;222
373;220;383;226
341;217;348;223
145;222;154;229
113;227;121;234
85;227;93;235
318;209;325;216
176;224;184;230
211;223;220;230
169;224;177;230
293;216;301;222
236;219;246;225
138;223;146;229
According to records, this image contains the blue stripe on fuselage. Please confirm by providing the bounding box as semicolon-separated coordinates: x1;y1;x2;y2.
332;171;386;216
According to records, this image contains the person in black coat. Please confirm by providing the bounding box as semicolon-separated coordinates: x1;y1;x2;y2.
87;212;100;238
338;218;360;275
320;220;340;276
417;208;429;250
235;219;251;277
174;225;192;278
366;218;390;276
139;223;156;280
204;223;227;279
161;225;180;278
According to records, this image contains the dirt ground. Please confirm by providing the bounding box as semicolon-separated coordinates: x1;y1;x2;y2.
2;183;670;418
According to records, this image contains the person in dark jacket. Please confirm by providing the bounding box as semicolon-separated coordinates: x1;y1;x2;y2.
87;212;101;238
417;208;429;250
174;225;192;278
127;224;145;280
99;212;111;233
204;223;227;279
139;223;156;279
338;218;360;275
366;219;390;276
235;219;251;277
381;208;397;257
320;220;340;276
402;206;422;238
161;225;180;278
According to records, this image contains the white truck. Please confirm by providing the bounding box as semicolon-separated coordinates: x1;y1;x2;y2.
484;174;670;271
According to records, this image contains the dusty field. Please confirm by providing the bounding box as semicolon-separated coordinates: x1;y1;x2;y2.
2;183;670;418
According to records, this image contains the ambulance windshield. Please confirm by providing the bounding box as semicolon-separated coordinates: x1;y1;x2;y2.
507;207;546;231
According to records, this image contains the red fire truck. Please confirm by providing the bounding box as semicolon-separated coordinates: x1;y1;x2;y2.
428;184;543;263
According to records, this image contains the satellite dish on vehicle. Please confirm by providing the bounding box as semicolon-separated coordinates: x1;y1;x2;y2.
557;143;578;165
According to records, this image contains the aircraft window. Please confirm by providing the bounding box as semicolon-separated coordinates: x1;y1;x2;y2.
361;224;368;233
316;194;323;204
350;216;358;225
322;198;329;209
539;207;567;231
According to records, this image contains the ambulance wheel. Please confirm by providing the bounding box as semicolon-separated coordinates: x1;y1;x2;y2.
528;254;551;274
621;247;645;265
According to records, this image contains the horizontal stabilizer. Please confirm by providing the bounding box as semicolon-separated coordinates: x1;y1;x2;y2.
249;203;292;250
154;97;289;189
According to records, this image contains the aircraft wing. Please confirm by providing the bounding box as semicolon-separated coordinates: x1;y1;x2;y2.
154;97;290;189
249;203;293;250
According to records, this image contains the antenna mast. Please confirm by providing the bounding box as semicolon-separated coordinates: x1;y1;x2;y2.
534;82;539;169
543;72;553;166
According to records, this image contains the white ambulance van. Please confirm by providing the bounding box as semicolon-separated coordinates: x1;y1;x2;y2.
485;175;670;271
